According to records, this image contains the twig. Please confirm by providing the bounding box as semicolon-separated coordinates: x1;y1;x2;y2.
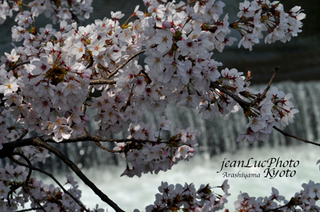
177;0;199;11
1;135;166;154
210;82;251;108
7;61;30;71
16;208;43;212
250;66;279;106
11;152;32;188
261;197;300;212
70;10;82;26
90;79;116;85
106;48;146;79
94;141;120;153
273;126;320;147
10;152;90;212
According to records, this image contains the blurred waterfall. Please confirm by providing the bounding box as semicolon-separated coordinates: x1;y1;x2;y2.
38;81;320;172
145;81;320;155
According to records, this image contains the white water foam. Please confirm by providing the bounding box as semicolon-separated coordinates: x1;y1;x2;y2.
51;144;320;211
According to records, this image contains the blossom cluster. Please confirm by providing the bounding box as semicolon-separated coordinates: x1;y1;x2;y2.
1;0;92;26
113;119;198;177
136;180;230;212
0;164;104;212
238;86;299;143
234;181;320;211
0;0;304;150
235;0;306;50
0;108;17;148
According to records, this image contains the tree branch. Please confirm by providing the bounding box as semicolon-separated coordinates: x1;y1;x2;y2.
10;152;90;212
106;48;146;79
90;79;116;85
273;126;320;147
94;141;120;153
30;137;125;212
250;66;279;106
210;82;251;107
7;61;30;71
16;208;43;212
0;135;160;153
177;0;200;11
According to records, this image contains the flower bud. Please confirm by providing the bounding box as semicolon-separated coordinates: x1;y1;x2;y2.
162;21;172;29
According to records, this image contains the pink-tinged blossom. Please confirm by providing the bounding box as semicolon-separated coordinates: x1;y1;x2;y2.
152;29;173;54
177;39;198;56
33;98;51;116
15;11;33;28
0;1;310;211
144;49;165;73
134;76;147;95
238;33;259;51
30;57;51;75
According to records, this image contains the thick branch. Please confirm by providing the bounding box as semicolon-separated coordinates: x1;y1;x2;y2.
1;137;125;212
0;135;161;153
32;138;125;212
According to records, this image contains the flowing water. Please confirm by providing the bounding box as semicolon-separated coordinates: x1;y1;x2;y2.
42;144;320;211
39;80;320;211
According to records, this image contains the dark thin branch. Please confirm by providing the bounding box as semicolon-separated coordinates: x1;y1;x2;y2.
31;137;125;212
16;208;43;212
106;48;146;79
7;61;30;71
90;79;116;85
70;10;82;26
210;82;251;107
11;152;33;187
177;0;199;11
9;152;90;212
250;66;279;106
261;196;301;212
95;141;120;153
261;66;279;99
273;126;320;147
0;135;161;153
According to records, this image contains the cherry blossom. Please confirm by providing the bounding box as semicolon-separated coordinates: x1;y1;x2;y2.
0;0;314;212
